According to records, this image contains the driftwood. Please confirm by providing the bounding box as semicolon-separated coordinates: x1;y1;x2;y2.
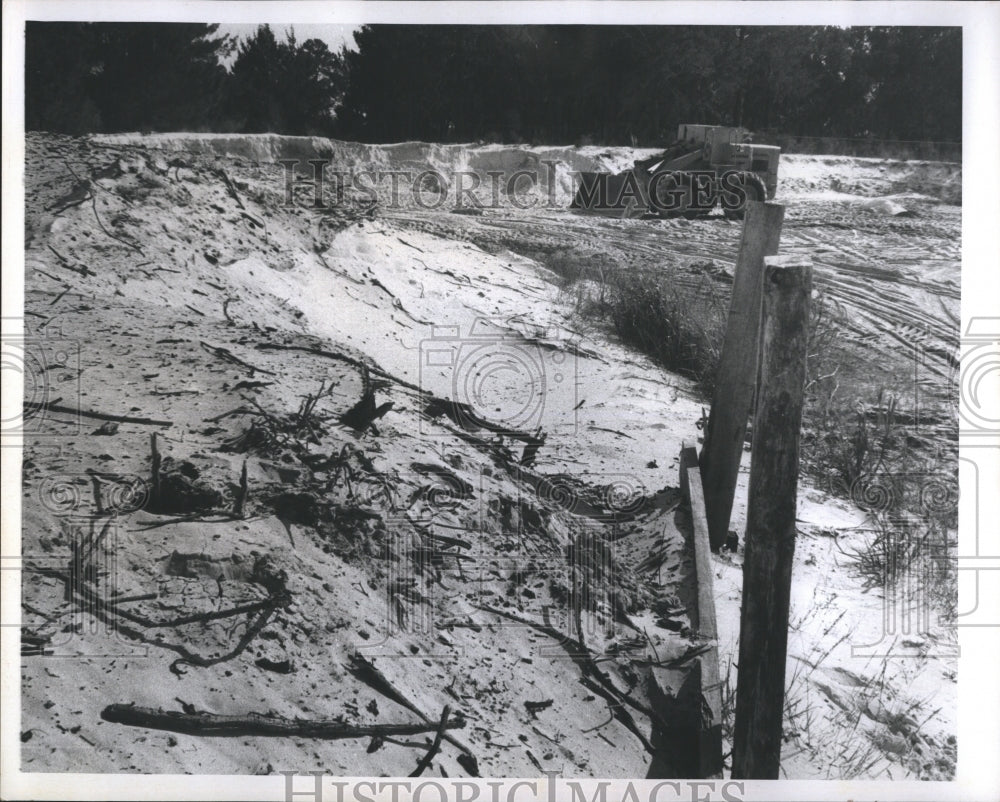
213;168;246;210
348;653;425;720
348;654;477;769
256;341;422;393
200;341;275;376
520;429;547;467
28;399;171;427
410;706;451;777
100;704;466;740
47;563;282;673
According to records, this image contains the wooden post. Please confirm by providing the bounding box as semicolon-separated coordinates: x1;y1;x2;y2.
731;255;812;780
233;459;249;519
679;442;723;777
647;442;723;779
700;201;785;550
150;431;161;510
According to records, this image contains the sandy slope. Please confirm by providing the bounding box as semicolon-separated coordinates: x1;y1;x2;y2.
18;133;958;779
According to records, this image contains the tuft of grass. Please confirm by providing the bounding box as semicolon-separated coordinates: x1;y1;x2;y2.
605;270;726;396
803;387;901;498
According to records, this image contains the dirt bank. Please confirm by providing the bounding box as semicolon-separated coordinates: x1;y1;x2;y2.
19;132;958;779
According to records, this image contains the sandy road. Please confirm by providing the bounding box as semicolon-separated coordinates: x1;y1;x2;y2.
386;194;960;406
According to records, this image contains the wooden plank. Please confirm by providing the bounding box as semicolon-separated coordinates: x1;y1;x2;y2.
680;441;723;778
680;442;717;640
731;255;813;780
699;201;785;550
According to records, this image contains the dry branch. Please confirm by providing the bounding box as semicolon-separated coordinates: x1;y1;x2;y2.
91;194;144;254
200;341;275;376
348;654;476;763
256;342;421;393
100;704;467;740
410;706;451;777
46;244;94;276
28;399;171;427
213;168;246;209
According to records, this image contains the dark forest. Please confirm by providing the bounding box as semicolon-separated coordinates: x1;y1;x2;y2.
25;23;961;146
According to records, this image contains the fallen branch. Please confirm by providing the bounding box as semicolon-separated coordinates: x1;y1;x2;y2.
397;237;424;253
27;400;172;427
348;653;477;766
200;341;275;376
62;570;277;630
37;562;283;673
101;705;467;740
205;405;257;423
256;342;421;393
91;194;144;254
213;168;246;210
34;267;66;284
46;245;94;276
410;705;451;777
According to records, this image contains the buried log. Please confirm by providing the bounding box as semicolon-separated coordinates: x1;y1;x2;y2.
100;704;466;740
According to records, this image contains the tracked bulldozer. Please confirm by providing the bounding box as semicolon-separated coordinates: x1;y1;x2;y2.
571;124;780;220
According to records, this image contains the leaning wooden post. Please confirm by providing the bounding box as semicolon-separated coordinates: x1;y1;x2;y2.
149;432;161;511
700;201;785;551
731;255;812;779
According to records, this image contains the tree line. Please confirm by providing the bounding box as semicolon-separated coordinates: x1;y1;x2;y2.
26;22;961;145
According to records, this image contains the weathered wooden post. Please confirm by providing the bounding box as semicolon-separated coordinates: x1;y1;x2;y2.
730;255;813;779
646;442;723;779
700;201;785;550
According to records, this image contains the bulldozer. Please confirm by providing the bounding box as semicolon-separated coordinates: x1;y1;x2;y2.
571;124;780;220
